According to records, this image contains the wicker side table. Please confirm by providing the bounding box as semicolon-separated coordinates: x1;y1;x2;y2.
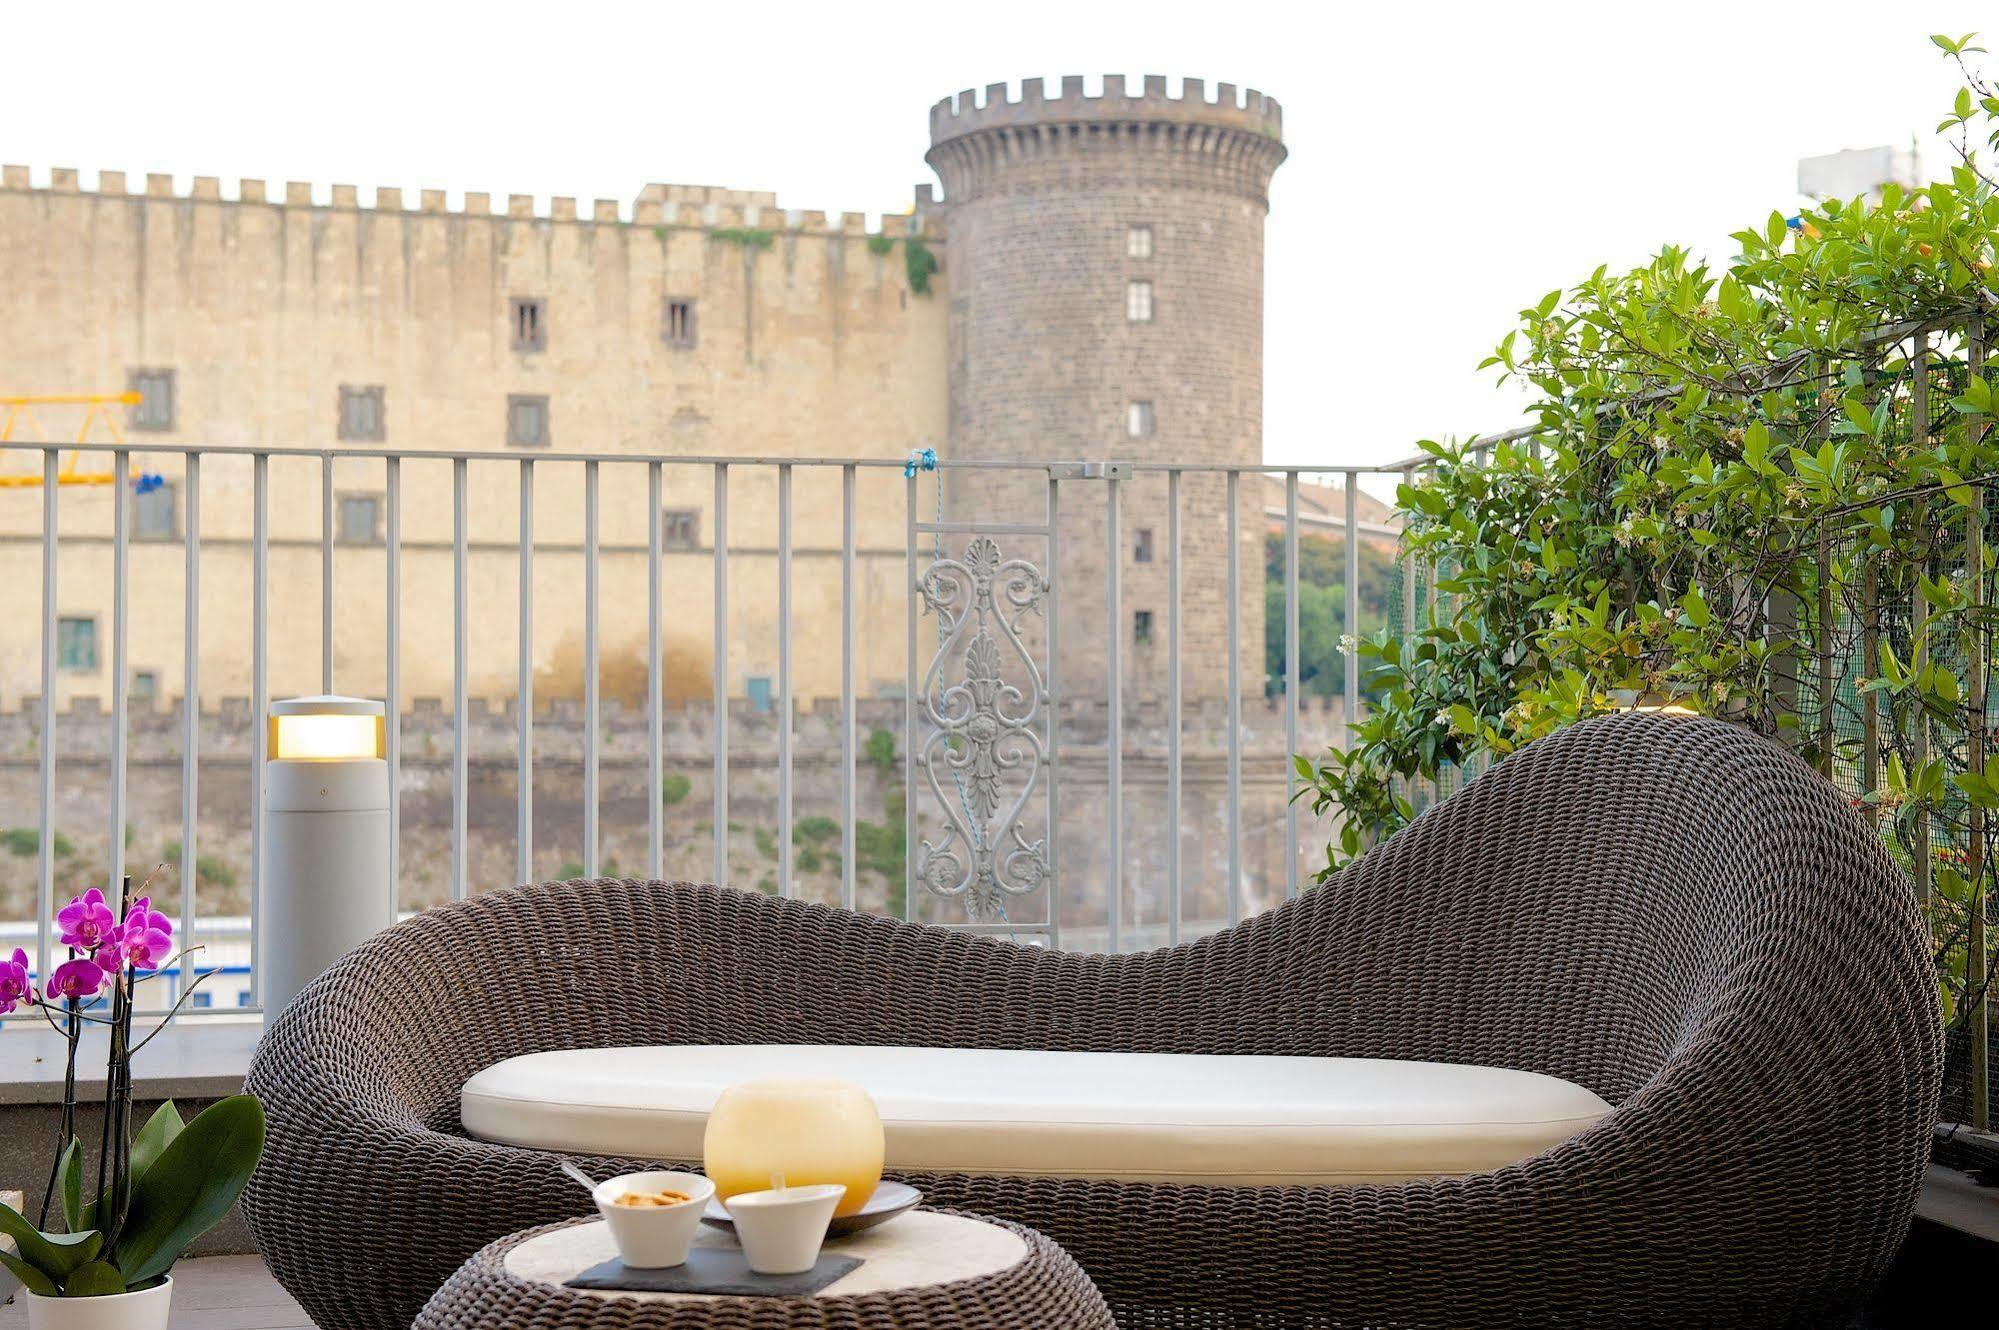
412;1210;1116;1329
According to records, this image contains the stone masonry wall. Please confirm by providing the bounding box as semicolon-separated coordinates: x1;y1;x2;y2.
0;692;1347;945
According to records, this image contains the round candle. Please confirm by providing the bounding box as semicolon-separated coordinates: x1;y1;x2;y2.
703;1078;885;1218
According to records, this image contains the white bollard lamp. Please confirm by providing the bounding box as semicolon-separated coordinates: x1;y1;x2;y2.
263;695;393;1016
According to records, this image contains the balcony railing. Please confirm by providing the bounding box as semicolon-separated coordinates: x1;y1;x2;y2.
0;440;1413;1014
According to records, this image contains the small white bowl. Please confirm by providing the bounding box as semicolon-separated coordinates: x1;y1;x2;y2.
723;1183;846;1275
593;1170;714;1268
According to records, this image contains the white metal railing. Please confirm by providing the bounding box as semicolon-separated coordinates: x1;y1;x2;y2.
0;440;1406;1015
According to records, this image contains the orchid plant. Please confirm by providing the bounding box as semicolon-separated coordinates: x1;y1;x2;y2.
0;869;265;1300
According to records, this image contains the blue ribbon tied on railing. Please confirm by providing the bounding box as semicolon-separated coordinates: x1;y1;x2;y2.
133;472;166;493
904;446;937;478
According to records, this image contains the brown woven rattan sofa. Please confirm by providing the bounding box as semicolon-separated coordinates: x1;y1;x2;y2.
242;711;1941;1329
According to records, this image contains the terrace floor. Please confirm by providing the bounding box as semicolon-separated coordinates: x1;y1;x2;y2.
0;1256;310;1330
5;1164;1992;1330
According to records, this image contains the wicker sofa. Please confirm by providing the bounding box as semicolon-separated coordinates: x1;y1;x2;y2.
242;712;1941;1329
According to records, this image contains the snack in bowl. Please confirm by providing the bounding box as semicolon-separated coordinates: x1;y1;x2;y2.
613;1187;693;1208
592;1170;714;1268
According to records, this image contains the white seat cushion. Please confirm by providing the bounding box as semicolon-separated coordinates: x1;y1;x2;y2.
461;1044;1611;1185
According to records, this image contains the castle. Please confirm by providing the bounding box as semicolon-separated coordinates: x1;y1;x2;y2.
0;77;1285;712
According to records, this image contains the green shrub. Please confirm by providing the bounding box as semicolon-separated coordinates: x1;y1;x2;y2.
661;773;692;806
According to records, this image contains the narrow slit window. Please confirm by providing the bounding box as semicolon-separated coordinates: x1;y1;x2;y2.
510;297;547;352
1134;527;1155;564
663;298;698;349
1133;609;1155;645
1127;225;1153;259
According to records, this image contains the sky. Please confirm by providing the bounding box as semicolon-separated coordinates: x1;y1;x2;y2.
4;1;1994;471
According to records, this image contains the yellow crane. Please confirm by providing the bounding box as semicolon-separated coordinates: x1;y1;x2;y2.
0;392;141;487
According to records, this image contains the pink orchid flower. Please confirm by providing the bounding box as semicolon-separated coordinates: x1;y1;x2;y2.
0;947;32;1015
55;887;118;955
47;956;106;1003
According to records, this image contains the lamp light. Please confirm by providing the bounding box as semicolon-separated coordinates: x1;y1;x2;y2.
262;696;393;1016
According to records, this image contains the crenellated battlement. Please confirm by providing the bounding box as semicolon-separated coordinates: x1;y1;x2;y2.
928;75;1282;147
0;165;931;239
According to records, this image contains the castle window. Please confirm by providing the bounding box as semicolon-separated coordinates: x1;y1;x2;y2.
1134;527;1155;563
663;298;698;349
1126;400;1155;439
338;494;382;544
507;394;550;447
510;297;547;352
127;368;174;432
338;385;386;441
1133;610;1154;645
1126;281;1154;324
1127;225;1153;259
132;479;177;541
58;617;98;672
662;508;700;549
131;670;158;702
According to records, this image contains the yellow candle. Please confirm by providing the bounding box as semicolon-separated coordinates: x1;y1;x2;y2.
702;1079;885;1218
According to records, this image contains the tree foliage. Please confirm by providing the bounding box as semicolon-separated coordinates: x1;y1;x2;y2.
1297;36;1999;1042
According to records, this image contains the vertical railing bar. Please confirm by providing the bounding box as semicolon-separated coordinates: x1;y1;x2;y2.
1045;473;1062;948
1284;470;1300;899
583;460;600;878
903;472;918;922
250;452;268;1009
840;465;857;912
320;451;334;695
1816;526;1835;778
1166;469;1181;946
1105;474;1122;953
1912;334;1933;910
180;453;200;984
1343;472;1361;742
36;449;58;985
1967;315;1991;1133
647;461;663;882
514;459;530;886
1225;469;1241;927
110;449;128;901
712;464;729;891
451;457;468;900
1861;555;1880;823
385;458;402;912
1401;465;1417;635
776;463;793;899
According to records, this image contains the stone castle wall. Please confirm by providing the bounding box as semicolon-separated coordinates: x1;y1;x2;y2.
0;691;1348;942
0;169;948;707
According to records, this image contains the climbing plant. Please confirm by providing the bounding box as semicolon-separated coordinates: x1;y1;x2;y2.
1296;34;1999;1097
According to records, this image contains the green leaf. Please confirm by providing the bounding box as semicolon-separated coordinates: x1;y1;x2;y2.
0;1249;59;1297
129;1102;186;1184
113;1095;266;1286
0;1201;102;1279
63;1260;126;1297
1680;586;1711;628
59;1137;85;1233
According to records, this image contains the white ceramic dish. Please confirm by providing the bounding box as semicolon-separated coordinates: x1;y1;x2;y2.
722;1183;846;1275
592;1170;714;1268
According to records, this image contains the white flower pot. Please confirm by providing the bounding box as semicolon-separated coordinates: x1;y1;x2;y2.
23;1275;171;1330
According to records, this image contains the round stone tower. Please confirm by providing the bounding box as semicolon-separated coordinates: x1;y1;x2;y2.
926;75;1285;702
